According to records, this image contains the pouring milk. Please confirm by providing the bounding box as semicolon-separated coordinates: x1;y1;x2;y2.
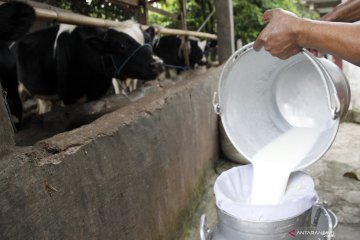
251;127;322;205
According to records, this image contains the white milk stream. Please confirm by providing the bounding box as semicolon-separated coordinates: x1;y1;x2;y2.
251;127;322;205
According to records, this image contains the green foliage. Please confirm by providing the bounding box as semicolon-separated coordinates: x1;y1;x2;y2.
149;0;180;29
33;0;318;45
233;0;319;44
150;0;318;44
34;0;134;21
149;0;216;34
233;1;264;44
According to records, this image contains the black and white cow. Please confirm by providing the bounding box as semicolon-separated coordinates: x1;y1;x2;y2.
14;20;163;113
0;1;35;130
153;35;208;73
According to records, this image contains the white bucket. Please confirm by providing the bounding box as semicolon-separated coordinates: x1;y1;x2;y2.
214;43;350;170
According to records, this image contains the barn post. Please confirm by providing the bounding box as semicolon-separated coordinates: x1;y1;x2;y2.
0;86;15;156
215;0;235;63
138;0;149;25
179;0;190;68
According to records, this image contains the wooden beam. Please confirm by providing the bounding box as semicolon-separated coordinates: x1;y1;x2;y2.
137;0;149;24
111;0;139;7
179;0;190;68
149;26;217;39
148;5;178;20
34;7;122;28
148;0;162;4
0;1;217;39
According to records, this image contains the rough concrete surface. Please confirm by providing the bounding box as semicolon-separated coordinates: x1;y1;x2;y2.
186;122;360;240
306;123;360;238
0;85;14;156
0;67;221;240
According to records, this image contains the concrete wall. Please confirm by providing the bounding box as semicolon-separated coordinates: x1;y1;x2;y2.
0;67;221;240
0;86;14;156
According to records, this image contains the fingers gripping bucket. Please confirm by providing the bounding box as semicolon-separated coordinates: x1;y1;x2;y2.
214;43;350;170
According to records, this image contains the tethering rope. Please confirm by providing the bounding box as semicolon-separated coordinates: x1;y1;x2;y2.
110;43;152;76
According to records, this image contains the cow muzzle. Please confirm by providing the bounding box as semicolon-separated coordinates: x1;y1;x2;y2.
150;60;165;73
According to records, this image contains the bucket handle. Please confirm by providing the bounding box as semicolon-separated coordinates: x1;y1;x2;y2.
312;202;336;240
200;214;212;240
303;50;341;120
212;92;221;115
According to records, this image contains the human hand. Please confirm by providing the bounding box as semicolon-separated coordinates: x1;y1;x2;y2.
319;0;360;22
321;12;336;21
253;8;303;59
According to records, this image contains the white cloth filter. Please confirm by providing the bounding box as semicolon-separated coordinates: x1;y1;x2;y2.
214;165;319;221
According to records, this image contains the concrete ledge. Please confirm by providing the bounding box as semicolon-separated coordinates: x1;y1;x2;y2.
0;86;14;156
0;67;220;240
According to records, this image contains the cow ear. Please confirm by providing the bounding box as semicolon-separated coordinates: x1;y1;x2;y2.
85;36;106;53
145;26;156;41
0;2;35;41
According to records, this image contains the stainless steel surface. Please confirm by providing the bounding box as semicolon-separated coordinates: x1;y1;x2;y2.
202;206;312;240
217;43;350;170
200;203;337;240
200;215;212;240
316;57;351;121
311;203;338;240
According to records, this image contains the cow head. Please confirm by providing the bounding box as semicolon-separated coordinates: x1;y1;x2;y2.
189;38;218;68
189;38;207;67
204;40;217;64
87;21;163;80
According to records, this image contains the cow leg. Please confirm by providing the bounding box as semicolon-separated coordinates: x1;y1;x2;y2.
165;69;172;79
169;69;177;78
117;80;129;96
18;82;31;102
112;78;121;95
124;79;138;93
130;79;138;92
125;79;132;92
37;98;52;114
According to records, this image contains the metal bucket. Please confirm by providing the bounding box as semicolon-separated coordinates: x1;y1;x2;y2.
200;202;337;240
214;43;350;170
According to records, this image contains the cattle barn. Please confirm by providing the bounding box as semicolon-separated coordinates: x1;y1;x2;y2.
0;0;360;240
0;0;231;239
